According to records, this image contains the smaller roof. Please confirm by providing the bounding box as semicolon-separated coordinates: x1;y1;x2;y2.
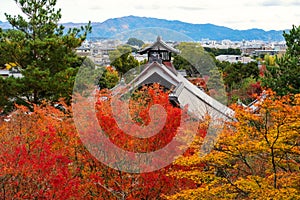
138;36;180;54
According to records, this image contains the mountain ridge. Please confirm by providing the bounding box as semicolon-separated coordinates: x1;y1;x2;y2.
1;15;285;41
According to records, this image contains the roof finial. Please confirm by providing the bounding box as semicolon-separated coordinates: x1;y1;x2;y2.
157;36;162;42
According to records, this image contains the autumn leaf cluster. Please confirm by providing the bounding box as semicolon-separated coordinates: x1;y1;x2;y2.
167;91;300;199
0;86;198;199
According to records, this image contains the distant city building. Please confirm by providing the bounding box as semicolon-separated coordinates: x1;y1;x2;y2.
253;49;285;57
76;39;123;65
79;38;286;67
76;46;91;57
216;55;254;64
0;69;22;78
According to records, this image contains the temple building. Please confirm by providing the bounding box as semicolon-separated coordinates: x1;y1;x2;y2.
116;36;234;121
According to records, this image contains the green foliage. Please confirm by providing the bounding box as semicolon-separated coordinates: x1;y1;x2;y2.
173;42;215;76
110;45;139;75
126;37;144;47
204;47;241;56
0;76;8;111
172;54;194;75
234;76;260;104
215;60;260;104
109;45;132;63
262;25;300;96
206;68;227;104
219;61;259;90
72;58;101;96
214;59;230;71
0;0;91;111
50;67;78;103
98;66;119;89
264;54;276;66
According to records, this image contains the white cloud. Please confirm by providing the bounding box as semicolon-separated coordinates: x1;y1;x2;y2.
261;0;283;7
261;0;300;7
1;0;299;30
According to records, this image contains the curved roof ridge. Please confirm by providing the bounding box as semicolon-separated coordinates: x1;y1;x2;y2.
138;36;180;54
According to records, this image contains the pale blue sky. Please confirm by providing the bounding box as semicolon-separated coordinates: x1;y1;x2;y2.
1;0;300;30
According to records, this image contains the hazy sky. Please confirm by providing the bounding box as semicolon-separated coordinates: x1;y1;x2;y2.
1;0;300;30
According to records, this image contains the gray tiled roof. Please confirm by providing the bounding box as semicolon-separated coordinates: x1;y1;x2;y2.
138;36;180;54
126;61;234;121
113;36;233;125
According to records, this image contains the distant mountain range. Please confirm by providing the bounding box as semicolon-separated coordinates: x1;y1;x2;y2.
0;21;11;30
1;15;286;42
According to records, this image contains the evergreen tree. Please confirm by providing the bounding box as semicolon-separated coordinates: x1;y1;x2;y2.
0;0;91;111
262;25;300;95
110;45;139;75
98;66;119;89
174;42;215;77
206;68;227;104
221;61;259;91
126;37;144;48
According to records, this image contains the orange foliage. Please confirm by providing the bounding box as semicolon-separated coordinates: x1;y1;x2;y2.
0;85;205;199
167;90;300;199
